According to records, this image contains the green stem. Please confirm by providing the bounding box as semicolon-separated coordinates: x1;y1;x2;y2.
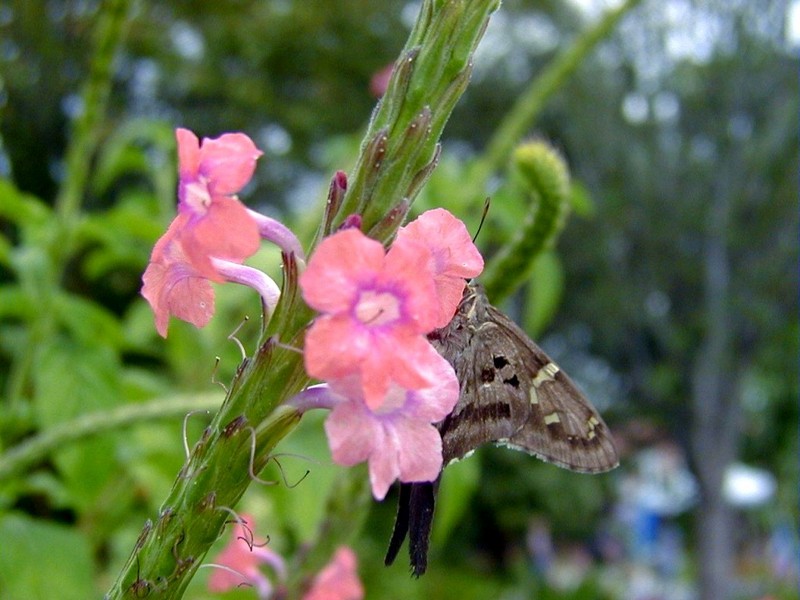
286;465;372;597
325;0;501;243
468;0;642;194
54;0;132;234
0;394;221;482
6;0;132;410
481;142;571;303
104;3;500;597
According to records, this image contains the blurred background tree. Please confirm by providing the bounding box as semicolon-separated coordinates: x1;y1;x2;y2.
0;0;796;599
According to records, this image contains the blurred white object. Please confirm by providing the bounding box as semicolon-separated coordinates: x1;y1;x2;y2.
723;463;777;507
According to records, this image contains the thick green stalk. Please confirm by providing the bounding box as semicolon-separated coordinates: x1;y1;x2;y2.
105;257;310;600
326;0;501;242
106;2;499;598
481;141;571;303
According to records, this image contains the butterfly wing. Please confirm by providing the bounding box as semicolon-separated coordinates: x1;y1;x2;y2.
486;304;619;473
434;317;533;464
385;281;618;576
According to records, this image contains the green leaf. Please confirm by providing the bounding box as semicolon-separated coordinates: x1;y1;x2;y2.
569;180;596;218
0;512;95;600
53;291;125;349
0;180;51;228
32;339;122;510
0;287;36;322
0;233;11;267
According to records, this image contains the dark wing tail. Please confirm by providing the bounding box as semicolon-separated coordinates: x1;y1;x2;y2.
385;483;412;567
384;479;440;577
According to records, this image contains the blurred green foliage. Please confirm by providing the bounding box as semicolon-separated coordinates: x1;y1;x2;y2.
0;1;796;599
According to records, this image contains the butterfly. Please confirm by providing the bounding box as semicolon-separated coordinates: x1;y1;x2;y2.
385;280;618;576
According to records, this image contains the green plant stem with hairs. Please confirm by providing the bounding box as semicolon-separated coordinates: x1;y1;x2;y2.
0;394;221;482
104;2;500;598
481;141;571;303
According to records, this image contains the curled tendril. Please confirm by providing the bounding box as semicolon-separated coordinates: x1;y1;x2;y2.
182;409;212;461
245;427;279;486
228;316;250;361
211;357;228;393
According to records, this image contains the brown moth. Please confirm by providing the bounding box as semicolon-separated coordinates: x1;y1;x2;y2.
385;281;618;576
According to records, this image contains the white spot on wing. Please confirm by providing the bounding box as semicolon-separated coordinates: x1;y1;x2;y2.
532;362;560;388
529;386;539;405
544;412;560;425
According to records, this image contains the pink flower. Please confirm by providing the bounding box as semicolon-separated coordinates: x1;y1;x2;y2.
141;216;280;337
300;228;441;409
208;514;286;599
303;547;364;600
395;208;484;328
175;128;262;274
323;350;459;500
141;128;298;336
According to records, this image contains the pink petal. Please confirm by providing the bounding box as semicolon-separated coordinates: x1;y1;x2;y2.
151;213;220;281
199;132;263;196
304;315;371;381
324;401;377;466
402;346;460;422
431;275;468;328
176;128;200;179
141;236;216;337
398;208;484;278
142;264;215;337
303;547;364;600
359;334;436;410
321;375;451;500
395;209;484;326
187;197;260;263
367;426;399;500
382;236;439;332
161;271;215;333
300;229;386;314
393;418;444;483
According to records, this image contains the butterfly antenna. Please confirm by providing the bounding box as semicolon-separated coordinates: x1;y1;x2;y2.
472;197;491;244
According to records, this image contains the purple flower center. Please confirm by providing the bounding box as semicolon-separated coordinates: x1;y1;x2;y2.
372;383;409;415
183;176;213;212
354;290;401;326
